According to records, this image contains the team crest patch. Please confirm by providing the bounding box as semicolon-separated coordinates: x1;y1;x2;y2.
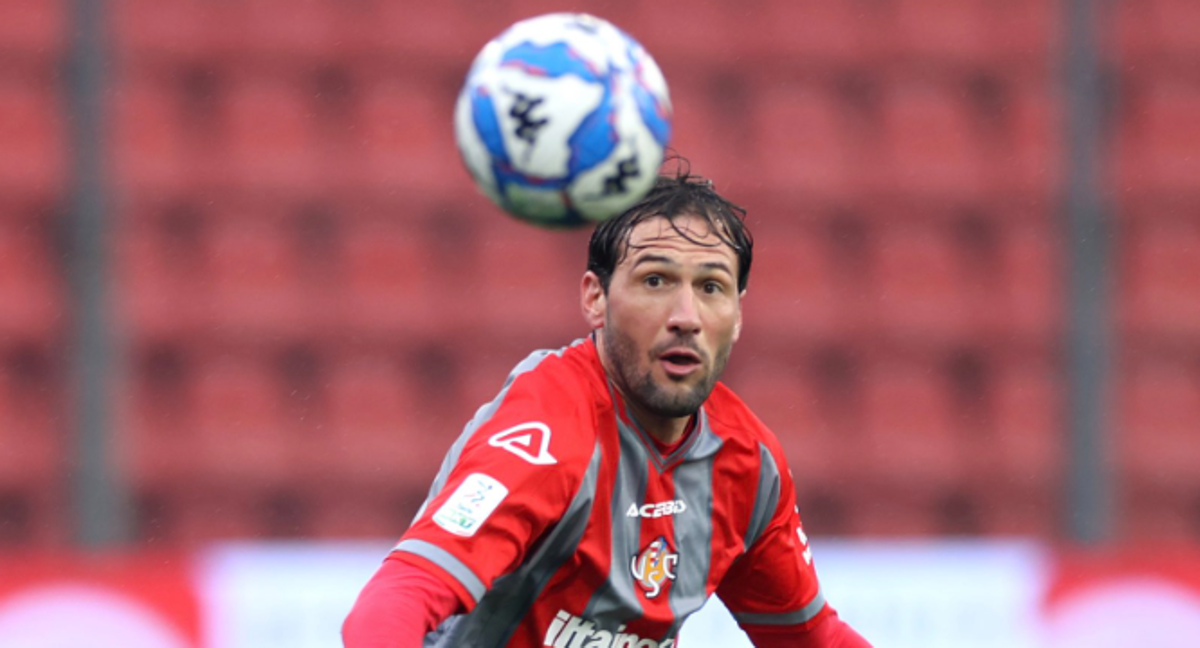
630;536;678;599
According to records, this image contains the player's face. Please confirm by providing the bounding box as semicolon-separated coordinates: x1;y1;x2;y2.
584;213;743;422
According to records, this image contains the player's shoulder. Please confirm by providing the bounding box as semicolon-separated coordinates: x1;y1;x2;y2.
481;338;607;463
704;381;789;461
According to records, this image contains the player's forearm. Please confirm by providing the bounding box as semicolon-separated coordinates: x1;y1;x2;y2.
743;608;872;648
342;555;463;647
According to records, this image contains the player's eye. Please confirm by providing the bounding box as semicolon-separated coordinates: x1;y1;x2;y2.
702;281;724;294
644;274;664;288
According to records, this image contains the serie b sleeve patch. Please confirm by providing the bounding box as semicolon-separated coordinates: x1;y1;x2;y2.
432;473;509;537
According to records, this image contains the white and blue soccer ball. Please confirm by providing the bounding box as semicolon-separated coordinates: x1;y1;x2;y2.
454;13;673;228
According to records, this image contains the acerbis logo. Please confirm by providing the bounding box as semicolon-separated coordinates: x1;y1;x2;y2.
544;610;675;648
625;500;687;519
488;422;557;465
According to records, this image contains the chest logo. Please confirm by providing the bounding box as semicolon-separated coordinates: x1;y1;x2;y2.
488;422;557;465
631;536;678;599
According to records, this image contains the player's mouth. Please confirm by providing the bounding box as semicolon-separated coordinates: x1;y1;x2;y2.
658;348;703;378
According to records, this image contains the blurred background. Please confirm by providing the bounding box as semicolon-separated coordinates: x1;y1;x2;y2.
0;0;1198;646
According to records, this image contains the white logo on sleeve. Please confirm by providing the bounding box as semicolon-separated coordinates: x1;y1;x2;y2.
488;422;557;465
432;473;509;537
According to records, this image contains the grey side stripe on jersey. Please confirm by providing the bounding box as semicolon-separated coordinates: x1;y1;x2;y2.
731;587;827;626
743;442;782;550
394;539;487;602
410;341;583;524
434;441;604;648
665;425;722;641
582;413;651;623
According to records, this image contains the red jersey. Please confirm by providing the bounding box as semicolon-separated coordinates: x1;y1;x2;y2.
394;336;828;648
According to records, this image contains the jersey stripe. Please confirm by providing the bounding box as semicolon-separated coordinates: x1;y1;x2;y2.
582;413;650;623
430;442;605;648
412;344;578;524
393;539;487;602
731;587;827;626
743;442;781;550
664;421;721;641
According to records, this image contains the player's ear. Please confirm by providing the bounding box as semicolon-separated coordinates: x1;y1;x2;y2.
581;271;606;329
733;289;745;342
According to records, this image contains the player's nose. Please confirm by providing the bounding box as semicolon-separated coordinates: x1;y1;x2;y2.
666;286;701;336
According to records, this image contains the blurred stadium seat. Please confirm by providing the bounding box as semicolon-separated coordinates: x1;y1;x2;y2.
0;0;65;67
1122;215;1200;339
1113;0;1200;69
357;77;463;198
1120;349;1200;492
740;221;848;342
859;350;968;489
750;82;860;205
0;215;62;340
871;79;988;200
0;78;65;200
1114;80;1200;199
738;0;882;70
883;0;1057;73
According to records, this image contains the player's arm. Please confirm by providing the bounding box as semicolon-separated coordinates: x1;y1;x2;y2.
344;367;594;645
715;443;871;647
342;554;464;647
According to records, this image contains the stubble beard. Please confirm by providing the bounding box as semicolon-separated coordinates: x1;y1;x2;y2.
603;320;732;419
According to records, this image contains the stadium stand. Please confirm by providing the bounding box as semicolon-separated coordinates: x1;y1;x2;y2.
8;0;1190;547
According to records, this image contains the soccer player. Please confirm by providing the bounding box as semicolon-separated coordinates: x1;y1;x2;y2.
343;172;871;647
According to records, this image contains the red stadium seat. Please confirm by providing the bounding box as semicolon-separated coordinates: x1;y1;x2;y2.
202;210;327;338
0;217;63;339
1113;81;1200;199
0;80;65;199
357;78;464;198
0;0;66;65
988;80;1062;200
309;351;437;488
1122;483;1200;544
336;218;440;338
1113;0;1200;69
750;84;860;204
859;352;968;489
109;0;231;63
986;351;1064;487
627;0;744;71
869;220;975;340
113;218;206;339
1121;216;1200;338
219;79;323;192
740;221;849;342
724;355;860;487
372;1;507;68
1119;350;1200;491
882;0;1058;72
190;352;297;484
108;81;195;194
666;75;753;192
738;0;883;70
871;80;988;200
468;220;586;341
0;344;61;490
991;218;1063;340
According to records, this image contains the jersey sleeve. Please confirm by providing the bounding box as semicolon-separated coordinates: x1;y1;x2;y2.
392;365;596;610
716;442;830;630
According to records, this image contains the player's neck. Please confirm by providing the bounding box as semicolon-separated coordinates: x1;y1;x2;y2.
623;398;691;446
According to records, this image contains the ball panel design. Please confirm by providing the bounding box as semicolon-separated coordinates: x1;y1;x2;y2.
455;12;672;228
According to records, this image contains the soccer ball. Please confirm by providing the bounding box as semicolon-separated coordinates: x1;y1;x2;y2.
454;13;673;228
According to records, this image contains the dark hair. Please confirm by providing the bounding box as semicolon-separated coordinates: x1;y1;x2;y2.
587;167;753;293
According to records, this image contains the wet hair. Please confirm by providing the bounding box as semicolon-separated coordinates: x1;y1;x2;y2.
586;163;753;293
